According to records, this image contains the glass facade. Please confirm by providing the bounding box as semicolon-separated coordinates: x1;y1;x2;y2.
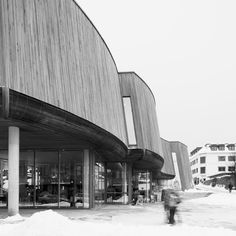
0;150;84;208
106;162;124;203
0;151;8;207
133;170;151;203
94;155;105;204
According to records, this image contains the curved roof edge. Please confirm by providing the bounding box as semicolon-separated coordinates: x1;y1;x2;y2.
127;148;164;170
161;137;188;148
119;71;156;104
0;87;127;160
72;0;119;73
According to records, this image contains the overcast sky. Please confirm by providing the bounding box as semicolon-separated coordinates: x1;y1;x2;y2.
76;0;236;152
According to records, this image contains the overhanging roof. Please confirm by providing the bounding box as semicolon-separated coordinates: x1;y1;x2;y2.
0;87;127;161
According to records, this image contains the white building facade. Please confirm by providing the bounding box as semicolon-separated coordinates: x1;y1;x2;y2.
190;144;236;184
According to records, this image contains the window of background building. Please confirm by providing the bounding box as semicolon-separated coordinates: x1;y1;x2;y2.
228;166;235;172
228;156;236;162
218;156;225;161
218;145;225;151
210;146;217;151
122;97;137;146
200;167;206;174
218;166;225;172
227;145;235;151
200;156;206;164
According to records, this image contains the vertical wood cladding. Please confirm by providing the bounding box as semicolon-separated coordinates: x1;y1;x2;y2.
170;141;193;190
119;72;163;156
160;138;175;176
0;0;126;144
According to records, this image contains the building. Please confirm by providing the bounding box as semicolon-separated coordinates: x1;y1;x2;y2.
190;143;236;185
0;0;192;216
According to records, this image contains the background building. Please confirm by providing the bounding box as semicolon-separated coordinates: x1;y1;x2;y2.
190;143;236;185
0;0;192;215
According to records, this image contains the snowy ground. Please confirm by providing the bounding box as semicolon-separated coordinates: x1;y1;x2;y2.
0;185;235;236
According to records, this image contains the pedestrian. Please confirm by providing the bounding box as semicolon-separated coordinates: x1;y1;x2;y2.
164;189;181;225
228;183;233;193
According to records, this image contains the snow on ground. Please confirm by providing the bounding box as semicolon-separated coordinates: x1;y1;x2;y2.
0;186;236;236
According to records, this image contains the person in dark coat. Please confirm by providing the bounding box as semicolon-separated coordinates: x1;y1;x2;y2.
163;189;181;224
228;183;233;193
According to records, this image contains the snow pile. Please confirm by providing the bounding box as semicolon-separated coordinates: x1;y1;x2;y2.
3;213;25;223
0;209;235;236
189;192;236;206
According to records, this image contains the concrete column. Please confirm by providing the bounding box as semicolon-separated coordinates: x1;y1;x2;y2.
122;163;128;204
8;126;19;216
83;149;90;208
127;163;133;203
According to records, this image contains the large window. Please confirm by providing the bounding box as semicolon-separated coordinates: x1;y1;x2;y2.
122;97;137;146
19;151;34;206
218;156;225;162
0;151;8;207
0;150;85;208
200;167;206;174
228;156;236;162
94;155;105;205
35;151;59;207
218;166;225;172
106;162;124;203
200;156;206;164
228;166;235;172
59;151;83;208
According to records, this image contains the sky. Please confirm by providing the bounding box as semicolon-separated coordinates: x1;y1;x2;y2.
75;0;236;152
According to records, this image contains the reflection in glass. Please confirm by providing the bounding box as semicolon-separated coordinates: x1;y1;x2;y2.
94;155;105;205
35;152;59;207
0;151;8;207
19;151;34;206
106;162;123;203
133;170;151;202
60;151;83;208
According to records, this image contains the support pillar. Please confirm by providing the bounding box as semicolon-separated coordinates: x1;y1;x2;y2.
83;149;90;208
8;126;19;216
122;163;128;204
127;163;133;204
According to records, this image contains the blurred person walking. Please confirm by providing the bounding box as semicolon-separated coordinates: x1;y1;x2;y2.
163;189;181;225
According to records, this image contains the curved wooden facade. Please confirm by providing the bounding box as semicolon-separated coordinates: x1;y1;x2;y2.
0;0;126;144
119;72;163;156
0;0;193;212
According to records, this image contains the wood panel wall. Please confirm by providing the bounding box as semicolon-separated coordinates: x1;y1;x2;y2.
0;0;127;144
170;141;193;190
119;72;163;156
160;138;175;175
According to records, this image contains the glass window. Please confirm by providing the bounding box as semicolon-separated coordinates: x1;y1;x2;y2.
60;151;83;208
218;145;225;151
218;166;225;172
19;151;34;207
106;162;123;203
200;156;206;164
200;167;206;174
0;151;8;207
218;156;225;161
210;146;217;151
94;155;105;205
228;156;236;162
35;151;59;207
228;145;235;151
122;97;137;146
228;166;235;172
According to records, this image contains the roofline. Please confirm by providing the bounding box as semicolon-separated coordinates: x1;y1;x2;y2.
72;0;119;74
160;137;188;148
118;71;156;104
